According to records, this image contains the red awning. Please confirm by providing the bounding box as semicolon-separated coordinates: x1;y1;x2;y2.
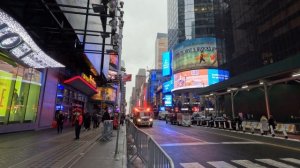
64;76;98;96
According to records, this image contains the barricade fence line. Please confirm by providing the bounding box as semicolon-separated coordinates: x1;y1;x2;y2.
126;120;174;168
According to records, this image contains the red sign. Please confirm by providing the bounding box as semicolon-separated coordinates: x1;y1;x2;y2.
122;74;132;82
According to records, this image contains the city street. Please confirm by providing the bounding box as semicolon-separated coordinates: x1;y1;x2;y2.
141;120;300;168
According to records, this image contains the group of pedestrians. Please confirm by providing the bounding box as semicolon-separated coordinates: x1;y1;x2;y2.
54;107;126;140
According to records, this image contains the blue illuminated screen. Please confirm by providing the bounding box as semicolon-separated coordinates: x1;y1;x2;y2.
164;95;172;107
162;52;171;76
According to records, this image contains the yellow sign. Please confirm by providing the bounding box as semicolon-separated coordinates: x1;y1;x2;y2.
81;73;96;88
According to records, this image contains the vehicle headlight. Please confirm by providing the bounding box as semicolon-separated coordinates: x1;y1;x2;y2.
137;118;141;122
149;118;153;122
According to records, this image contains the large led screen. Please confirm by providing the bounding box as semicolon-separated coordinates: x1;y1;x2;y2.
164;95;172;107
163;80;173;93
91;87;116;102
173;69;229;91
162;52;171;76
173;38;217;72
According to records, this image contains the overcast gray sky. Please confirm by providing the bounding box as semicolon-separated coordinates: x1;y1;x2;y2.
122;0;167;113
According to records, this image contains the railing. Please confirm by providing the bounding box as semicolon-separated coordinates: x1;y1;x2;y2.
127;120;174;168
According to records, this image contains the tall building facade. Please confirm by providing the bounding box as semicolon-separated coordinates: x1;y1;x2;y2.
134;69;146;107
155;33;168;69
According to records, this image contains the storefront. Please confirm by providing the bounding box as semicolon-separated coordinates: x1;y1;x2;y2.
0;9;64;133
0;53;42;125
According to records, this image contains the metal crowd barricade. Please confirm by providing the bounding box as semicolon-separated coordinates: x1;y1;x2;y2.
100;120;113;141
127;120;174;168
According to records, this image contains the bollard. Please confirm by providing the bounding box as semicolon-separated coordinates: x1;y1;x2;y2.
206;121;209;127
283;125;288;139
214;121;217;128
260;124;264;135
229;121;232;129
200;120;203;126
236;123;239;131
224;121;227;129
270;125;275;137
251;125;254;134
218;122;221;128
243;125;246;133
197;120;199;126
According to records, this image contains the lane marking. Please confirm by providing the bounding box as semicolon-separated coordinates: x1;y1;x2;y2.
231;160;266;168
160;141;264;147
256;159;297;168
207;161;237;168
180;162;205;168
280;158;300;165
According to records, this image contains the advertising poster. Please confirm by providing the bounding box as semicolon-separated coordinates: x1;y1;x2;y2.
109;53;118;71
92;87;116;102
173;38;217;72
173;69;229;90
164;95;172;107
162;51;171;76
163;79;173;93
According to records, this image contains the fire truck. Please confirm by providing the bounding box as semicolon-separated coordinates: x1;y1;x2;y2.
132;107;153;127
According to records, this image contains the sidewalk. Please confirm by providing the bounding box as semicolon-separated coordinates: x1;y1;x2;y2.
0;124;127;168
70;125;127;168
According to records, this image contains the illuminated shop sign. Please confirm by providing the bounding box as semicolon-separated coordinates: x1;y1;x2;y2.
173;69;229;91
162;51;171;76
91;87;117;102
81;73;96;88
0;9;64;68
173;38;217;72
164;94;172;107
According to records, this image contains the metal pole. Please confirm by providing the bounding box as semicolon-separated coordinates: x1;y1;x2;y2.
263;83;271;118
231;91;235;119
114;5;123;159
82;0;90;48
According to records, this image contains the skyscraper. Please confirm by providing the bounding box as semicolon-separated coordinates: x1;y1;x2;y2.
155;33;168;69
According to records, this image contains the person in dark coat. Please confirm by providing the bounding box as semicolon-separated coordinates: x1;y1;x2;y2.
84;112;91;131
92;112;98;128
102;108;111;122
268;115;276;130
56;110;64;134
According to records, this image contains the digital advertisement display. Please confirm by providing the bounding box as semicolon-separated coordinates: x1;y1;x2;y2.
164;95;172;107
109;53;119;71
91;87;117;102
173;69;229;91
163;79;173;93
173;38;217;72
162;51;171;76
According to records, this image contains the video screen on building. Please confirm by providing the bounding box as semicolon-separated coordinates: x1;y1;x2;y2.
173;38;217;73
162;51;171;76
163;79;173;93
173;69;229;91
91;87;116;102
164;95;172;107
109;53;118;71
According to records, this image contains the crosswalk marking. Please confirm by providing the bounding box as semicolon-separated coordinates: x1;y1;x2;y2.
256;159;297;168
180;162;205;168
281;158;300;165
231;160;266;168
207;161;237;168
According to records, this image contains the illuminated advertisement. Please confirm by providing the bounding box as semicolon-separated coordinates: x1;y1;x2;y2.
164;95;172;107
109;53;118;71
173;69;229;91
91;87;116;102
163;79;173;93
162;51;171;76
173;38;217;72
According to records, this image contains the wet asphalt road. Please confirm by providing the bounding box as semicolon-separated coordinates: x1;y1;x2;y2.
140;120;300;168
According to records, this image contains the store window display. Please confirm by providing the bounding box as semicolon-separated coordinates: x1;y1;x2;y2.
0;53;42;125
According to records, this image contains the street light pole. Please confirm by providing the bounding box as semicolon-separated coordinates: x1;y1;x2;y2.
263;83;271;118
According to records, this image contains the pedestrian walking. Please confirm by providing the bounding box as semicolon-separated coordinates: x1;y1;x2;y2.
92;112;98;128
102;108;111;122
74;112;83;140
56;110;64;134
120;113;125;126
83;112;91;131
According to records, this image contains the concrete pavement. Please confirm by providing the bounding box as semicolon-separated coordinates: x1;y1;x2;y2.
0;124;127;168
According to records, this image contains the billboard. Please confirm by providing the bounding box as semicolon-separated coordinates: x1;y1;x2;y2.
163;79;173;93
162;51;171;76
91;87;117;102
173;69;229;91
164;95;172;107
173;38;217;72
109;53;118;71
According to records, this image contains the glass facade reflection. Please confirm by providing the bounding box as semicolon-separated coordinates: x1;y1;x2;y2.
0;52;42;125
